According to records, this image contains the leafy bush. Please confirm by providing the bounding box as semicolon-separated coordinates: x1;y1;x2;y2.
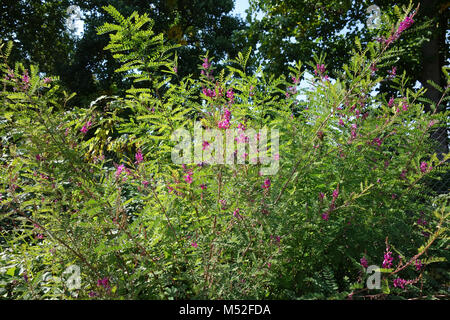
1;5;449;300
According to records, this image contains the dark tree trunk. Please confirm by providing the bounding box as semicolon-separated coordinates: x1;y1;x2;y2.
419;0;449;161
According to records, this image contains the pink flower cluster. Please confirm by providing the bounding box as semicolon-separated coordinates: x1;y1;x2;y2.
360;257;369;268
115;164;125;178
233;208;242;219
202;87;216;98
97;277;110;290
420;161;431;173
382;14;415;47
201;57;213;79
382;249;393;269
80;120;92;134
226;89;234;102
415;259;423;271
135;149;144;164
393;278;411;289
218;109;231;129
184;171;193;184
262;178;271;189
314;64;329;81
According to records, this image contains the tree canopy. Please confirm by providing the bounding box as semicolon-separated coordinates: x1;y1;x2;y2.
0;0;247;104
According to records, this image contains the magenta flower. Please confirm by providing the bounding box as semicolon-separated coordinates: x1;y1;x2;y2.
88;291;97;297
415;259;423;271
315;64;325;75
321;212;329;221
319;192;325;200
226;89;234;101
360;257;369;268
202;58;210;70
332;188;339;199
397;15;414;34
200;184;207;190
142;180;149;188
388;96;395;107
393;278;408;289
80;120;92;134
417;218;427;226
382;250;393;269
401;101;408;111
218;120;230;129
22;73;30;84
115;164;125;178
233;208;242;219
420;161;430;173
372;137;382;147
43;77;52;84
184;173;193;184
202;141;210;150
202;87;216;98
191;242;198;248
135;150;144;164
223;109;231;119
97;277;110;289
339;118;345;126
218;109;232;129
262;179;271;189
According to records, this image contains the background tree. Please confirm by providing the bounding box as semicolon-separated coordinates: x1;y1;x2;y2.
0;0;74;78
243;0;449;162
1;0;247;104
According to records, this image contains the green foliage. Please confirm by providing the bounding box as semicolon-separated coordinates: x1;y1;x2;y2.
0;5;449;300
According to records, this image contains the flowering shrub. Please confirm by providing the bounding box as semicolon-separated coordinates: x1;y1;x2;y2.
0;5;449;299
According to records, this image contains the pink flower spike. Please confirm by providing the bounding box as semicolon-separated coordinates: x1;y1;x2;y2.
80;120;92;134
262;179;271;189
22;73;30;84
332;188;339;199
135;149;144;164
360;257;369;268
115;164;125;178
226;89;234;101
420;161;428;173
388;96;395;107
398;15;414;34
184;174;193;184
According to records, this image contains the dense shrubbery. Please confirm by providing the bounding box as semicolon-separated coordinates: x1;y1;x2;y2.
0;5;449;299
